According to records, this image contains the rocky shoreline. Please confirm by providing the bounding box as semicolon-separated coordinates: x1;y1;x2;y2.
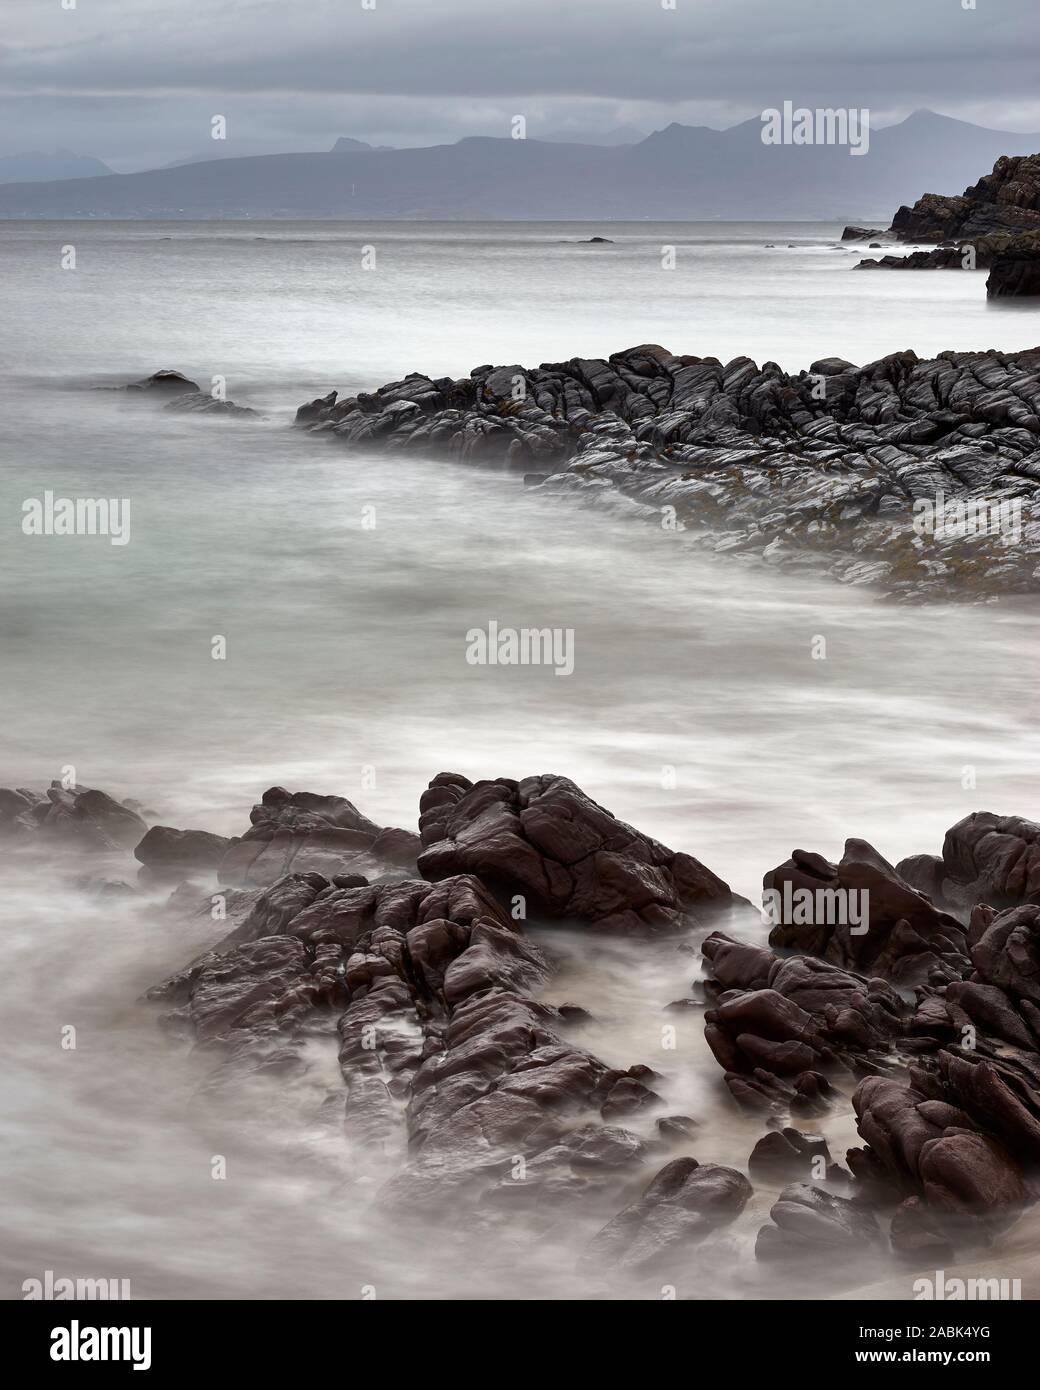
6;773;1038;1283
293;345;1040;600
852;153;1040;298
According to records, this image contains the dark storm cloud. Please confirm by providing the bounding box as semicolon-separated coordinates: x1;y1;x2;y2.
2;0;1038;167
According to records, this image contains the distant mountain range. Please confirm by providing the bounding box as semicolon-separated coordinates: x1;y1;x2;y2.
539;125;648;146
0;112;1037;220
0;150;113;185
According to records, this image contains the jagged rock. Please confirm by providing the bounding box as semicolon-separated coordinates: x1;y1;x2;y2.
898;812;1040;915
764;838;969;984
584;1157;752;1270
848;1071;1030;1217
702;931;907;1105
416;772;740;932
970;903;1040;1005
149;840;661;1210
483;1123;653;1209
3;782;149;851
134;825;232;879
891;154;1040;243
946;980;1037;1050
932;1049;1040;1162
0;788;41;839
218;786;420;886
756;1183;882;1260
296;341;1040;600
856;248;966;271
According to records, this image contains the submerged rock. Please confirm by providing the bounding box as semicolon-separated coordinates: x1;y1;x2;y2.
126;369;200;394
755;1183;882;1260
748;1128;832;1181
584;1157;752;1270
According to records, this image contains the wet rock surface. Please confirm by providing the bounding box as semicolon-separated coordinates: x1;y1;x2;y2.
764;837;969;985
702;932;907;1111
417;771;742;932
890;153;1040;245
0;781;148;850
755;1183;882;1260
134;825;232;880
699;808;1040;1249
9;768;1031;1281
296;342;1040;599
988;246;1040;298
896;811;1040;916
856;153;1040;299
218;785;421;886
584;1157;752;1271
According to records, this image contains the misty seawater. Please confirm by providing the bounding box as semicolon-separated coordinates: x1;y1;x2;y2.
2;221;1040;1300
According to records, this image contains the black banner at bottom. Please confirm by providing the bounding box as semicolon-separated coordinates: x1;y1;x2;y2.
3;1298;1033;1376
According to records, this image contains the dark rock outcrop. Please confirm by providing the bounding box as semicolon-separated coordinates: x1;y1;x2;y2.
890;154;1040;243
841;225;884;241
848;1070;1031;1220
0;781;148;851
124;369;257;414
748;1128;832;1182
764;838;970;985
896;811;1040;916
858;154;1040;299
856;247;966;271
134;825;232;879
296;343;1040;599
163;393;259;417
149;834;663;1214
416;771;741;932
988;246;1040;298
218;785;421;886
845;1056;1034;1223
701;934;907;1112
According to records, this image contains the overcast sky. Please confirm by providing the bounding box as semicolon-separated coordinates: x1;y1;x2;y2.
2;0;1039;171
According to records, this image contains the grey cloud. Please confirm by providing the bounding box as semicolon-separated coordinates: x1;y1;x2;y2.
1;0;1037;166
